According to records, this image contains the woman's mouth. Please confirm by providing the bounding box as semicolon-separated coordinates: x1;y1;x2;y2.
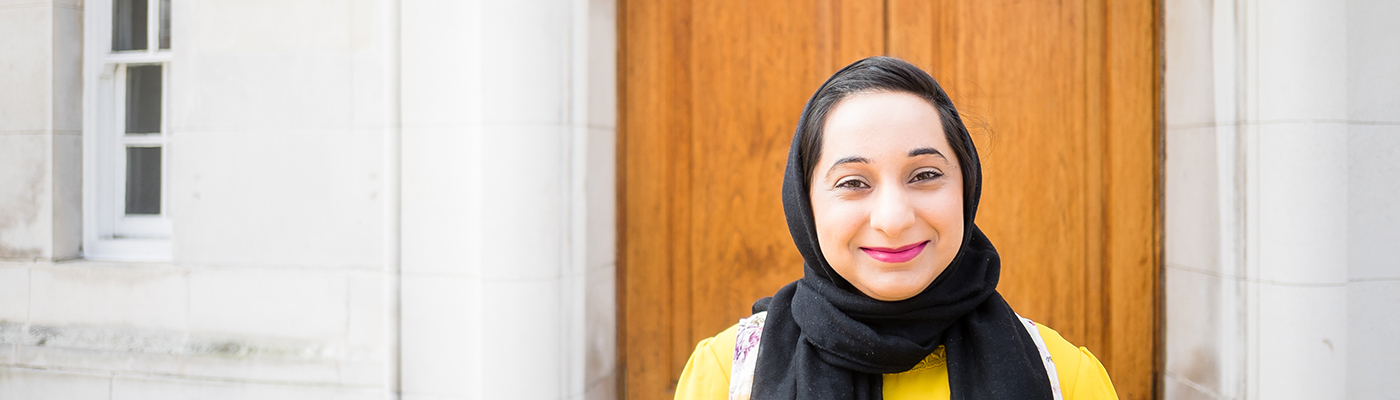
859;241;929;264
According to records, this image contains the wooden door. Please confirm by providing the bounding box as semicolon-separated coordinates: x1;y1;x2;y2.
619;1;1160;399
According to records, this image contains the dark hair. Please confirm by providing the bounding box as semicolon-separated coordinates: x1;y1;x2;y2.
797;56;980;218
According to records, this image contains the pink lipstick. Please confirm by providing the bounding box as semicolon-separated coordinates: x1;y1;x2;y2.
860;241;929;263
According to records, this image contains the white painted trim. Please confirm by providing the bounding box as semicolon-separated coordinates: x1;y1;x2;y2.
146;0;160;53
384;0;404;394
83;0;173;261
104;51;173;64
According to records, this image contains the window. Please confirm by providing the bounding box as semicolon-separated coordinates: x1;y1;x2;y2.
83;0;173;261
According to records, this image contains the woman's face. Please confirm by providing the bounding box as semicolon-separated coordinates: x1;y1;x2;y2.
810;91;965;301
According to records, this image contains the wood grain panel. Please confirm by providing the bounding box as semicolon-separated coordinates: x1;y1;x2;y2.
687;0;805;351
889;0;1099;345
1103;1;1163;398
620;1;1160;398
618;1;694;397
884;1;1161;398
619;1;885;397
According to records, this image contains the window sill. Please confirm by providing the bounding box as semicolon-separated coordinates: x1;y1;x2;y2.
84;238;172;262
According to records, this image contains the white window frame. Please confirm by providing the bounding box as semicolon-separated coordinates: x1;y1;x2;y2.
83;0;173;261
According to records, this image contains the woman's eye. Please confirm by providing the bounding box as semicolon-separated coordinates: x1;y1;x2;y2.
835;179;869;189
911;170;943;182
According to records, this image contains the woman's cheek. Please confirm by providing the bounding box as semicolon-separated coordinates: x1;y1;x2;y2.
815;200;867;266
830;203;868;246
913;190;961;228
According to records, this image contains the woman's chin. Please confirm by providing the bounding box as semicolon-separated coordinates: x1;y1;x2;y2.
847;263;941;301
855;278;934;302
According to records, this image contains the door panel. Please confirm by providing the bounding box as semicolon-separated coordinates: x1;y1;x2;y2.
620;1;1159;398
883;2;1161;397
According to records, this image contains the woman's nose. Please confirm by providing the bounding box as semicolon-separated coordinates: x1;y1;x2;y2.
869;186;915;238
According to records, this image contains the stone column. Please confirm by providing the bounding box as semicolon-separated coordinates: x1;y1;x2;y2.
1344;0;1400;397
398;1;617;399
0;0;83;261
1243;2;1351;398
1166;0;1351;399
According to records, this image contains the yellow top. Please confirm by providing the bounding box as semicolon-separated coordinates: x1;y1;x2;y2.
675;321;1119;400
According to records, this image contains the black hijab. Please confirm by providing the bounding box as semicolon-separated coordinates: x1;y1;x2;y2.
750;57;1053;400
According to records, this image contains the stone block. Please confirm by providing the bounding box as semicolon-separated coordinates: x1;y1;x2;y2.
400;274;481;398
1348;0;1400;122
170;131;384;269
111;374;385;400
401;0;483;129
171;53;354;133
27;263;187;330
584;264;617;383
586;127;617;271
401;126;481;277
1347;280;1400;398
479;125;567;281
0;135;52;260
1256;123;1350;285
1164;126;1222;276
1255;0;1348;122
1256;283;1348;400
479;278;563;399
0;265;29;321
481;0;567;125
587;0;618;130
342;271;391;386
0;367;112;400
1348;125;1400;280
1163;0;1219;128
0;6;51;132
187;268;346;340
181;0;350;54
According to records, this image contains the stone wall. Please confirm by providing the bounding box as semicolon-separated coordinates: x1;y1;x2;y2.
1164;0;1400;398
0;1;617;399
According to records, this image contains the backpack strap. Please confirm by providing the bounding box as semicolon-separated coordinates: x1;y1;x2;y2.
1018;314;1065;400
729;312;766;400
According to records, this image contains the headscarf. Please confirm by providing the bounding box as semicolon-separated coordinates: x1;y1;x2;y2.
750;56;1054;400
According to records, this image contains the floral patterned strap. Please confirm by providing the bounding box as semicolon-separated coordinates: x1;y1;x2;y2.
729;312;766;400
1019;314;1065;400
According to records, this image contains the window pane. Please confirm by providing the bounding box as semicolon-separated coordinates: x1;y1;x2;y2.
112;0;148;51
126;65;162;134
125;147;162;215
159;0;170;49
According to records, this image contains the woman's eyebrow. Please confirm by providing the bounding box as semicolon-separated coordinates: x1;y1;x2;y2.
909;147;948;160
825;156;869;178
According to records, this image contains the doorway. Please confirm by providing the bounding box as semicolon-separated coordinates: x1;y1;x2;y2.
618;1;1161;398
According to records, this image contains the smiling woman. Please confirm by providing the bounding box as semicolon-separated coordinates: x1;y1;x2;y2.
810;91;965;302
672;57;1119;400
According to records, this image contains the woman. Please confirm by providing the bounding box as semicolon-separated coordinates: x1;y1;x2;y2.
674;57;1118;400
